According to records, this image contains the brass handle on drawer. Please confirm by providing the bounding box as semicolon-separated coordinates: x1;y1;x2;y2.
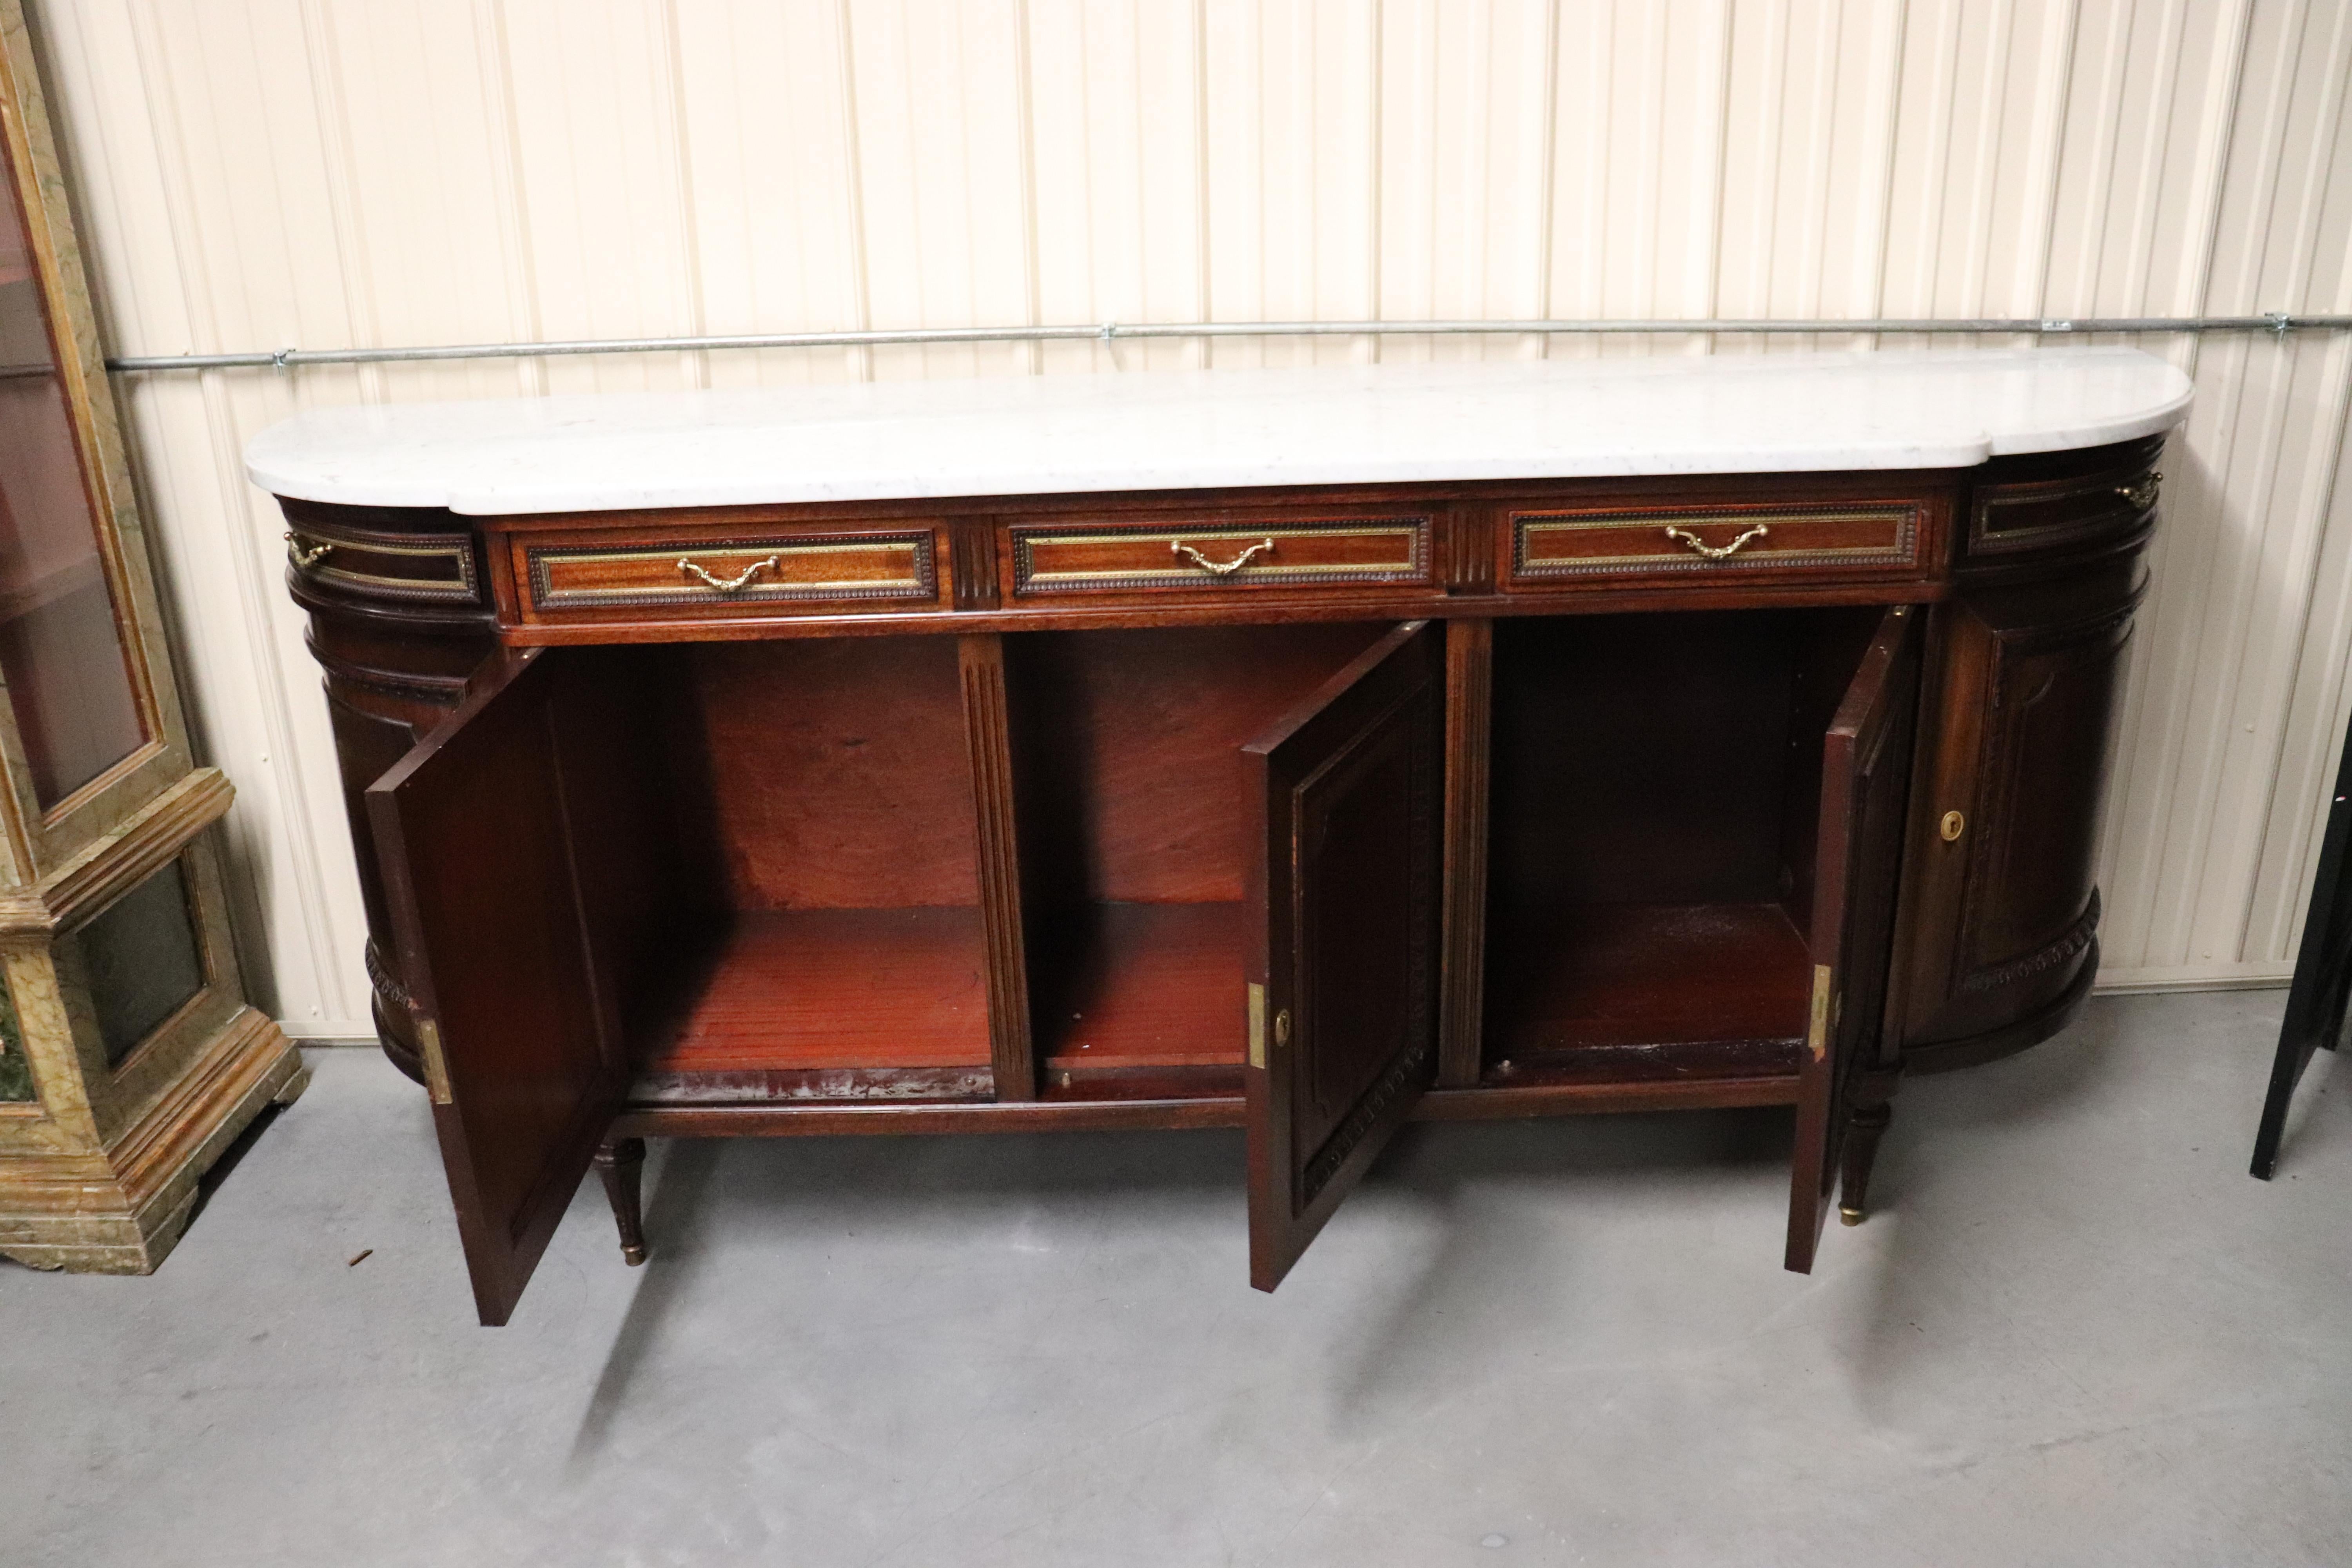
2115;472;2162;509
284;532;333;570
1170;537;1275;576
677;554;780;592
1664;523;1769;560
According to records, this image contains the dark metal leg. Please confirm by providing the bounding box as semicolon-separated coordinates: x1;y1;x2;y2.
2252;1026;2330;1181
2254;981;2346;1179
2253;1054;2297;1181
2254;706;2352;1178
593;1137;648;1266
1838;1099;1895;1227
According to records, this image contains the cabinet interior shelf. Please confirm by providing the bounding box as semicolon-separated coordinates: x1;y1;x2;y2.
634;906;993;1079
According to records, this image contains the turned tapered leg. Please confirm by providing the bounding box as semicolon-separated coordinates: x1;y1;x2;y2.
1838;1100;1894;1226
593;1137;648;1266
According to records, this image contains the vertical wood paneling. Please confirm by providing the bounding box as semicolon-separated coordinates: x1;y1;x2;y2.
1372;0;1552;362
2245;60;2352;962
846;0;1033;383
1202;0;1378;367
1026;0;1205;374
106;0;375;1034
312;0;530;404
670;2;866;387
498;0;703;393
2184;2;2351;967
24;0;2352;1031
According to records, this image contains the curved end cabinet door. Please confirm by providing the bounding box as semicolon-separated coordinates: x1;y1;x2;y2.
1242;621;1444;1291
1788;606;1922;1272
1900;438;2158;1072
1913;603;2135;1062
366;647;625;1325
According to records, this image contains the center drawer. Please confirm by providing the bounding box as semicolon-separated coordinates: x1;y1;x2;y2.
1007;514;1432;599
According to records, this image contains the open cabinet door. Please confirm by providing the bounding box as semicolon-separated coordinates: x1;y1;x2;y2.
367;647;625;1324
1788;606;1922;1272
1243;621;1444;1290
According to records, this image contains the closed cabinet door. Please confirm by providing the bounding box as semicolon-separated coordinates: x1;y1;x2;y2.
1900;599;2135;1062
367;646;648;1325
1956;612;2130;1010
1788;605;1922;1271
1241;621;1445;1290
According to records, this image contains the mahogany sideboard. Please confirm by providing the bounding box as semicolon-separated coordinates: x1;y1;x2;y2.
252;348;2190;1325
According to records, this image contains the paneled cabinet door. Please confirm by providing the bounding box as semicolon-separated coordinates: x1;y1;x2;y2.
1954;608;2131;1025
1243;621;1444;1290
367;647;629;1326
1788;606;1922;1271
1898;595;2137;1064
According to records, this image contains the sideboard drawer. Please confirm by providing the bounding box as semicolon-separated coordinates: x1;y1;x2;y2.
1008;515;1432;599
283;517;483;606
1509;505;1924;586
514;530;941;621
1966;437;2162;560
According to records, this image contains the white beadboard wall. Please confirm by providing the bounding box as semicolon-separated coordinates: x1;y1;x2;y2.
18;0;2352;1037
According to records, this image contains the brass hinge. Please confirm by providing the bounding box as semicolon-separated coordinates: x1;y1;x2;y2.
417;1017;454;1105
1247;983;1267;1070
1807;965;1834;1063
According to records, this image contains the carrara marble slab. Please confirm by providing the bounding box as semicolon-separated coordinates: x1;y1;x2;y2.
247;346;2193;515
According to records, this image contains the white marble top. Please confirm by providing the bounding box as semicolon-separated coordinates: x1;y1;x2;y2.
246;346;2192;515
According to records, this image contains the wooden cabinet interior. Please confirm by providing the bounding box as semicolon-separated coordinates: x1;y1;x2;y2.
636;636;995;1091
370;605;1918;1321
1008;622;1399;1092
1483;607;1885;1081
287;432;2163;1324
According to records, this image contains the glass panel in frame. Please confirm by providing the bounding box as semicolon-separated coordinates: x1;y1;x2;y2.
0;971;29;1100
62;857;205;1067
0;128;145;808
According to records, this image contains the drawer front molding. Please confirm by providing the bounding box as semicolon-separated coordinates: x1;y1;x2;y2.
285;526;480;605
524;532;937;613
1512;506;1920;581
1010;517;1431;595
1969;464;2158;557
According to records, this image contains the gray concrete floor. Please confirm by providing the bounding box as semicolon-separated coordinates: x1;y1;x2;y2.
4;989;2348;1567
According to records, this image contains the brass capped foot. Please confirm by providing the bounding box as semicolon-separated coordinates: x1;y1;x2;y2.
593;1137;649;1268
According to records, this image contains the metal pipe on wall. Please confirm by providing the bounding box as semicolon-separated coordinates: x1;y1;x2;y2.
103;313;2352;375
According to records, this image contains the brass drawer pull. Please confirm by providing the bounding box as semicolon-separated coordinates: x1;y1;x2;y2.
1664;523;1769;560
1170;537;1275;576
2115;472;2162;509
284;532;334;569
677;554;780;592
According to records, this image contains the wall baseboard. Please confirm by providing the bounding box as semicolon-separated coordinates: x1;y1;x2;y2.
281;1028;382;1048
2094;964;2295;995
